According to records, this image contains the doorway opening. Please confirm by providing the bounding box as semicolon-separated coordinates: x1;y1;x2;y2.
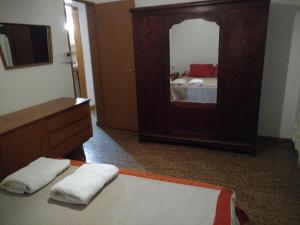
63;0;138;131
64;1;96;112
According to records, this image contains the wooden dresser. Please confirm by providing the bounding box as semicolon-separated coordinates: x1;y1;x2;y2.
0;98;92;180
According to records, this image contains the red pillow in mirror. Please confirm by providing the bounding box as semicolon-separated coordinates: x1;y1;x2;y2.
188;64;214;77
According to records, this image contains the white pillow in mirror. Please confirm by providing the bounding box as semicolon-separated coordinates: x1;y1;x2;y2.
189;79;203;85
171;78;186;84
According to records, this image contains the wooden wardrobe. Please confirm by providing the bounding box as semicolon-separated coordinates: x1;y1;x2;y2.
130;0;270;154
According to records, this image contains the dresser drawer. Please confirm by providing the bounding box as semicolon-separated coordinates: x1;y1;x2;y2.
52;128;92;156
50;116;91;146
48;103;90;132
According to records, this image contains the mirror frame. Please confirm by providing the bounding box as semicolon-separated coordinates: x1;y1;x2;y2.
0;22;53;70
165;11;225;109
169;18;220;104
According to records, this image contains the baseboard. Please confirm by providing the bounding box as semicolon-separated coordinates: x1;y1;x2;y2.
257;136;292;143
140;133;256;155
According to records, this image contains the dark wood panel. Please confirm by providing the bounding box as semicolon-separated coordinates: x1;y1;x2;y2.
218;6;269;144
130;0;270;16
133;16;168;134
169;103;217;136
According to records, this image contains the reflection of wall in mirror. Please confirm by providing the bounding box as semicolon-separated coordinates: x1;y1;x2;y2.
170;19;219;74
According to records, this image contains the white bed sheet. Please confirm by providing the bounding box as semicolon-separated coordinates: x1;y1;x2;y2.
0;166;240;225
170;77;217;103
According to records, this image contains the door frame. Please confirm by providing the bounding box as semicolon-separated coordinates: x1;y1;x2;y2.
63;0;106;126
71;6;88;98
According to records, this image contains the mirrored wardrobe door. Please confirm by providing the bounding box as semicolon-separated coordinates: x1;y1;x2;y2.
166;16;221;139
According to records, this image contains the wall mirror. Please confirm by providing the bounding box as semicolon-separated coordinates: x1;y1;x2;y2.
0;23;52;69
169;19;219;104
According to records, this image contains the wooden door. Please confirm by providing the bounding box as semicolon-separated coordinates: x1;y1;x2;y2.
96;0;138;131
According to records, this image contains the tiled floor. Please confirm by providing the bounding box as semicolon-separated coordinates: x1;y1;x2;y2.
81;116;300;225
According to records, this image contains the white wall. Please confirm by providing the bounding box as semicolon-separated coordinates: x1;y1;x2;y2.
258;3;300;138
69;1;95;106
0;0;74;116
273;0;300;6
170;19;219;74
280;11;300;138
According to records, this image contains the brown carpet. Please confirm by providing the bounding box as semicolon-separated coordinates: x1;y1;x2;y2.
81;118;300;225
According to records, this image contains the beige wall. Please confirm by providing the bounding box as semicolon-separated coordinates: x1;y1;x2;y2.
280;10;300;138
0;0;74;116
259;3;300;138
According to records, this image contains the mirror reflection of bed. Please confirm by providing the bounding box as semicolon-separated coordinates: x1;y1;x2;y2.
169;19;219;104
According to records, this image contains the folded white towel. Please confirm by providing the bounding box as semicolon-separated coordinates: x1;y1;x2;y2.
50;164;119;205
171;78;186;84
0;157;70;194
189;78;203;85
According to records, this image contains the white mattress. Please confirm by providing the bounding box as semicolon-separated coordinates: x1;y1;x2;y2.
170;77;217;103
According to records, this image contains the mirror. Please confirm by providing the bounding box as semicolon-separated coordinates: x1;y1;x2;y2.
169;19;219;104
0;23;52;69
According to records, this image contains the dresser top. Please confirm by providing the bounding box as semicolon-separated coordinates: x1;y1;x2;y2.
0;98;90;135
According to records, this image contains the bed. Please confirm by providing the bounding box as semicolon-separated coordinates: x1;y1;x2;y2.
170;77;218;103
0;160;247;225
